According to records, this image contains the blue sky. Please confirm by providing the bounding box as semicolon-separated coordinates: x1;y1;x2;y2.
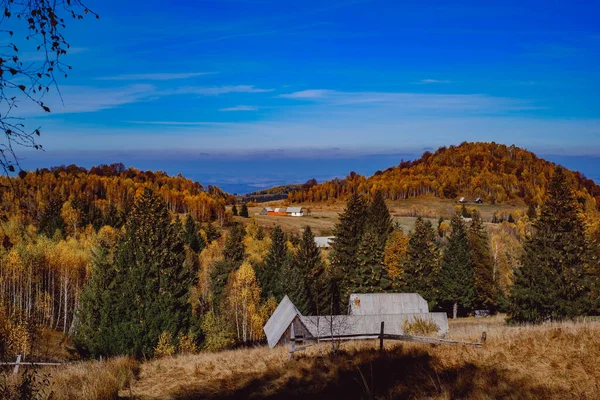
9;0;600;192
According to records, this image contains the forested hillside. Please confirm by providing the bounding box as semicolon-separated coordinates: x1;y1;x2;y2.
0;163;231;349
1;163;232;227
288;142;600;207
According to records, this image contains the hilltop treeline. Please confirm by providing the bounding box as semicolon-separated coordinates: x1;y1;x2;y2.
288;142;600;207
1;163;233;228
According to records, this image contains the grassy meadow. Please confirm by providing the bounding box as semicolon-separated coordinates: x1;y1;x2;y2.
238;197;527;236
9;317;596;399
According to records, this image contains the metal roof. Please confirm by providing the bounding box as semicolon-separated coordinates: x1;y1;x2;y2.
314;236;335;248
299;313;448;338
286;207;303;213
348;293;429;315
263;295;302;348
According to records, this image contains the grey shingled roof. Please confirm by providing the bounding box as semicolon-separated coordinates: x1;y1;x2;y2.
263;295;302;348
348;293;429;315
299;313;448;338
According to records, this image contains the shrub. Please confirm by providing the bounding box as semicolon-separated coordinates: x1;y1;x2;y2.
402;317;439;336
177;332;197;355
154;332;175;357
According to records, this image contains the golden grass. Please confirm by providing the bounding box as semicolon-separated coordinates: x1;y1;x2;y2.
241;197;526;236
44;356;139;400
119;318;600;399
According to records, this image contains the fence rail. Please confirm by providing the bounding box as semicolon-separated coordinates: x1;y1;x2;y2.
289;321;485;357
0;355;63;375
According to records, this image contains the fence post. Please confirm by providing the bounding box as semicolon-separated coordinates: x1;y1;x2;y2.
379;321;384;351
13;354;21;375
289;323;295;360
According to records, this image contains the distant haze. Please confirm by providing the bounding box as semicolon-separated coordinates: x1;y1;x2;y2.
17;150;600;195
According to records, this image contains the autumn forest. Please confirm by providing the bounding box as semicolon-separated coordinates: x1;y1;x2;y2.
0;142;599;366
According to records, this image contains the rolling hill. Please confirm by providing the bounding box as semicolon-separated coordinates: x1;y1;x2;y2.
286;142;600;208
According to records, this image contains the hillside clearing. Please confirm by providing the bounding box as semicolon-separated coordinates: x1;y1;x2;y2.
114;318;599;399
236;198;526;236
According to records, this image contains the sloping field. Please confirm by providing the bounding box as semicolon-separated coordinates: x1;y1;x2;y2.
118;317;599;399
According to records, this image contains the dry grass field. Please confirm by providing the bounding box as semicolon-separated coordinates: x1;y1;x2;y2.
118;317;599;399
238;197;526;236
4;317;598;399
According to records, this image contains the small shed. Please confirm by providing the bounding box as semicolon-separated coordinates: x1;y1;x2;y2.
314;236;335;248
286;207;304;217
458;197;467;203
263;296;311;348
261;207;274;215
474;198;483;204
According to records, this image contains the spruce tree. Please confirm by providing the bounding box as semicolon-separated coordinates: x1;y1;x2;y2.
232;204;238;216
439;214;475;318
258;226;287;300
469;212;498;312
509;167;596;323
354;229;390;293
330;193;367;310
38;198;65;238
403;217;440;307
183;214;206;253
294;226;326;314
75;189;194;357
366;191;392;243
240;203;249;218
73;242;117;356
204;222;220;243
280;260;310;315
210;260;237;310
223;223;246;263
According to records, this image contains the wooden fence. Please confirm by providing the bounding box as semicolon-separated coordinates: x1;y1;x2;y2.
0;355;63;375
289;321;485;359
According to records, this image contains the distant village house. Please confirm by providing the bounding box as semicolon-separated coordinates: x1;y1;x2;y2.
260;206;308;217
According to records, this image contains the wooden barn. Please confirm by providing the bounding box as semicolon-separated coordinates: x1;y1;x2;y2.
264;293;449;348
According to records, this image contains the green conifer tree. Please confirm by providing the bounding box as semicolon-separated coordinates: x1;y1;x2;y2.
232;204;238;216
75;190;194;357
240;203;249;218
403;217;440;307
38;198;65;238
203;222;220;243
469;212;498;312
183;214;206;253
366;191;392;243
258;226;287;300
354;229;390;293
280;260;311;315
439;214;475;318
223;223;246;263
294;226;326;314
509;167;596;323
330;193;367;311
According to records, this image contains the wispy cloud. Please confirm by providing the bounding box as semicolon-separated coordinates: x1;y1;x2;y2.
167;85;273;95
219;105;259;112
11;84;156;117
97;72;214;81
280;89;333;99
126;121;231;126
416;79;451;84
279;89;538;113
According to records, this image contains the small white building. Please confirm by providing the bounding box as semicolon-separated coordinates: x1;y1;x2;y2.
314;236;335;248
286;207;304;217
